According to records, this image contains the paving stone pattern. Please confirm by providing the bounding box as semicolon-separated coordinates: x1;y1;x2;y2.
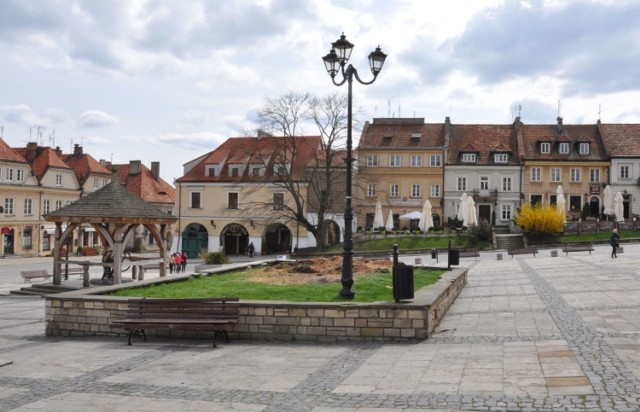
1;245;640;411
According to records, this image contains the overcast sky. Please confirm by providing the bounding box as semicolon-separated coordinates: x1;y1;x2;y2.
1;0;639;184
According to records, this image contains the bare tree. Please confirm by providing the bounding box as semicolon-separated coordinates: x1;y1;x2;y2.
244;91;349;250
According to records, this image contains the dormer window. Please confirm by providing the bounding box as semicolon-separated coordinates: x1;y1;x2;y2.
494;153;508;163
462;153;477;163
540;142;551;154
207;167;216;177
381;136;393;146
559;142;570;154
252;167;260;176
231;167;239;177
410;132;421;140
579;142;590;155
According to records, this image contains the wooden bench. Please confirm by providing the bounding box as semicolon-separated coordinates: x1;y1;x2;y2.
110;297;240;347
562;244;594;255
458;249;480;259
62;267;86;279
20;270;52;283
508;248;538;258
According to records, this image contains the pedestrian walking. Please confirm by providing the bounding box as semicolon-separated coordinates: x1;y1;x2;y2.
169;253;176;273
248;242;255;258
181;251;188;273
174;252;183;271
610;228;620;258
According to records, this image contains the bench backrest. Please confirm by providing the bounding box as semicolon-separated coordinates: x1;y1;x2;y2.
125;298;240;321
20;270;49;276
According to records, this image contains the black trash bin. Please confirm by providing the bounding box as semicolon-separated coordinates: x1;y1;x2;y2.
431;248;438;259
448;249;460;266
392;263;414;302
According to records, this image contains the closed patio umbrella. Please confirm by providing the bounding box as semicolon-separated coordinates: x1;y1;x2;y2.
457;193;468;221
464;196;478;227
385;210;394;231
556;193;566;224
614;192;625;222
603;185;614;217
372;200;384;230
418;200;433;231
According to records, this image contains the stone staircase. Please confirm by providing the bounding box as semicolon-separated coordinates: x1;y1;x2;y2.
10;283;77;297
494;233;525;250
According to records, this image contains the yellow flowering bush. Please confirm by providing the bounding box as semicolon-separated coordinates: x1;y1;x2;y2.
514;204;564;234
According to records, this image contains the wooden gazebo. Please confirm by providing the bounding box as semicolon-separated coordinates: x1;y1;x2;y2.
44;180;177;285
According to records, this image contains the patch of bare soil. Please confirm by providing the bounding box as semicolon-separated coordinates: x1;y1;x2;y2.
249;256;392;285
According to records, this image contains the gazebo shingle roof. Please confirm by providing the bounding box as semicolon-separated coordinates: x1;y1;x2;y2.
44;180;176;223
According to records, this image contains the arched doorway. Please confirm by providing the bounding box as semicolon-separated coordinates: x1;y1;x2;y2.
220;224;249;255
589;196;600;218
263;223;292;254
181;224;208;258
323;220;341;246
2;227;14;255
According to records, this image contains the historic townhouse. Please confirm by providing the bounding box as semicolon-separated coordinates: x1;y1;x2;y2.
518;117;609;220
599;122;640;219
174;135;324;257
356;118;445;230
444;118;521;225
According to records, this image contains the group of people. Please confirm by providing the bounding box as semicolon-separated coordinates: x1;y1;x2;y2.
169;251;188;273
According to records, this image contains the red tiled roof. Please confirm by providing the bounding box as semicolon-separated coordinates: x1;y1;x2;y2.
14;146;70;180
520;124;607;161
110;164;175;205
176;135;323;183
358;118;445;149
447;124;519;165
599;123;640;157
0;138;27;163
62;152;111;186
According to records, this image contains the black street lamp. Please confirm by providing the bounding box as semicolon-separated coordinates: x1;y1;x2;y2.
322;33;387;299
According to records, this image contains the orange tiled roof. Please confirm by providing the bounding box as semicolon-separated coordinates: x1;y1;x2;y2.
14;145;70;180
176;135;323;183
520;123;607;161
110;163;175;205
599;123;640;157
0;138;27;163
447;124;519;165
358;118;445;149
62;152;111;186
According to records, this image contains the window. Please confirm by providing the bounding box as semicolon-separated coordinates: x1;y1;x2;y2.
190;192;201;209
252;167;260;177
502;177;512;191
24;198;32;215
94;178;99;189
389;155;401;167
390;184;399;198
6;168;13;182
590;168;600;183
381;136;393;146
55;200;63;210
541;142;551;154
579;143;590;155
43;200;50;214
457;177;467;191
410;155;422;167
23;228;32;249
367;155;378;167
559;142;570;154
620;165;630;179
273;193;284;211
4;198;14;215
16;169;24;182
551;168;561;182
228;192;239;209
367;184;376;197
462;153;477;163
570;168;581;182
494;153;508;163
570;195;582;212
411;184;421;198
531;167;542;182
431;184;440;197
231;167;239;177
531;195;542;205
276;165;287;175
429;155;441;167
550;194;557;206
501;205;512;220
56;173;62;186
208;167;216;177
480;176;489;190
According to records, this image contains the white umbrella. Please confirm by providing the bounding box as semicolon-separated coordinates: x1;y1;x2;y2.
556;193;566;223
457;193;468;221
464;196;478;227
399;211;422;220
372;200;384;230
614;192;625;222
603;185;614;216
418;200;433;231
385;210;394;231
556;185;564;196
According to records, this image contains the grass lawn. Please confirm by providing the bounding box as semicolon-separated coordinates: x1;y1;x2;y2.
330;235;492;253
561;230;637;243
111;267;443;303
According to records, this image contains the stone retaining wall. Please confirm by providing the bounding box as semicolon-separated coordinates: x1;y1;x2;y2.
45;268;466;343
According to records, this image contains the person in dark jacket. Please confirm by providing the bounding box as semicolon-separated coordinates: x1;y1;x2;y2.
248;242;255;258
181;251;188;273
610;228;620;258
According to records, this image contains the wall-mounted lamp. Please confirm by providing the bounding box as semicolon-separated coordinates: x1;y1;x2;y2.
249;220;255;229
210;220;216;228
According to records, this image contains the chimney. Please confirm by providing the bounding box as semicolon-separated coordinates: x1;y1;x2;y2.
129;160;141;175
556;116;564;133
73;144;83;156
151;161;160;180
25;142;38;162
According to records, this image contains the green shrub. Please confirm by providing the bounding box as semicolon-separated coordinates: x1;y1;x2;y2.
470;220;492;242
198;249;227;264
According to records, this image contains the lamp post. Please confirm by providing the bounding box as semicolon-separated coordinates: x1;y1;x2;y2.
322;33;387;298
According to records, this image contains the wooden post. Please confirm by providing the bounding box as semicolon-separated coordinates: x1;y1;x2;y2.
82;264;90;288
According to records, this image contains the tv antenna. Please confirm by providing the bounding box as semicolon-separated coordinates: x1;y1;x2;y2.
48;129;56;147
30;125;46;145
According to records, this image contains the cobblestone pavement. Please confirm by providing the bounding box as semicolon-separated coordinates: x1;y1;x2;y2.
1;245;640;411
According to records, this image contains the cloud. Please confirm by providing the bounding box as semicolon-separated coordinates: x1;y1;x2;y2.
78;110;119;128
